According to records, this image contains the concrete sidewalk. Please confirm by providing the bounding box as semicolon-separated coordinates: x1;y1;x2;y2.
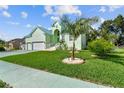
0;61;108;88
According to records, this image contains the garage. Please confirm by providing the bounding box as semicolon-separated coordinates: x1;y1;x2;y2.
32;42;45;50
27;43;32;50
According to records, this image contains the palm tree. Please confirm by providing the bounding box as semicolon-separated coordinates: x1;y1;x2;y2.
60;15;98;60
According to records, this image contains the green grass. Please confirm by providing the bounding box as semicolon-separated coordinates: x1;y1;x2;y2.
0;49;124;87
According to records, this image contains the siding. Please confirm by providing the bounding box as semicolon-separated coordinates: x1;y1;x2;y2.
25;28;46;43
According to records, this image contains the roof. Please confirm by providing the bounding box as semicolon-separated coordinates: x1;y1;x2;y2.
8;38;23;43
24;26;52;38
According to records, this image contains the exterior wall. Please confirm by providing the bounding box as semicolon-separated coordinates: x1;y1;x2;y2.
25;28;46;43
20;44;25;50
45;34;54;48
52;22;62;40
64;34;82;50
75;35;82;50
8;43;14;50
52;22;61;34
64;34;86;50
25;28;46;50
82;34;86;49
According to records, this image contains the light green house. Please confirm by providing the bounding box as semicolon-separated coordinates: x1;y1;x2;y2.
21;22;86;50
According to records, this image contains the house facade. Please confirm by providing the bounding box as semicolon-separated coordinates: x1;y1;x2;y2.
21;27;53;50
6;38;23;50
22;22;86;51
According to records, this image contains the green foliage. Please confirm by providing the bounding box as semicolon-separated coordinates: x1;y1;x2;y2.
1;49;124;87
0;80;12;88
88;38;115;56
99;14;124;46
87;29;99;42
60;15;98;40
56;40;68;50
0;39;5;47
99;29;118;42
60;15;98;59
0;80;6;88
0;47;5;51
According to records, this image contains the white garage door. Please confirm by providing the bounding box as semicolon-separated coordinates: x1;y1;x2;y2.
27;43;32;50
33;43;45;50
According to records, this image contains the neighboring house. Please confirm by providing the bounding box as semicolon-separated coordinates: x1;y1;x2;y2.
22;22;86;51
6;38;23;50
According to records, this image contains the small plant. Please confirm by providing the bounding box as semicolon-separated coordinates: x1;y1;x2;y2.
88;38;115;56
0;80;6;88
56;40;68;50
0;80;12;88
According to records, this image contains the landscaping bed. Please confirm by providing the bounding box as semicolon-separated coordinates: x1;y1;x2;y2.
0;49;124;87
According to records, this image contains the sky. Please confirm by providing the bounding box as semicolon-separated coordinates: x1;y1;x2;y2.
0;5;124;41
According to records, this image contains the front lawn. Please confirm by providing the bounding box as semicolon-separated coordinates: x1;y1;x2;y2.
0;49;124;87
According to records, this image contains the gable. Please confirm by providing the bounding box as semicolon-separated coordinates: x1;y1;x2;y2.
24;26;52;39
32;28;45;37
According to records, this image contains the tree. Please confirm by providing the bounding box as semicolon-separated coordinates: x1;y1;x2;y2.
87;29;99;42
113;15;124;45
99;28;117;43
99;15;124;46
60;15;98;60
0;39;5;47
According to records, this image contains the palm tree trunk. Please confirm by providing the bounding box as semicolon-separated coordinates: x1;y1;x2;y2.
72;40;75;60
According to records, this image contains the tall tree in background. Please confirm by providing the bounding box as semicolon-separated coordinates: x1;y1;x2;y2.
0;39;5;47
99;14;124;46
113;15;124;45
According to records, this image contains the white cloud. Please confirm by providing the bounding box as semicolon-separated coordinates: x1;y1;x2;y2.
7;21;20;25
0;5;8;10
55;6;82;16
100;17;105;23
99;6;106;13
26;24;32;28
99;5;124;13
43;5;82;16
37;24;42;27
51;16;60;21
48;27;51;30
21;11;28;19
108;5;124;12
43;6;53;16
2;11;11;18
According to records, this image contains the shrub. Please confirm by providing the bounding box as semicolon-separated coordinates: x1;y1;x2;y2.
0;80;12;88
56;40;68;50
0;80;6;88
0;47;5;51
88;38;115;56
